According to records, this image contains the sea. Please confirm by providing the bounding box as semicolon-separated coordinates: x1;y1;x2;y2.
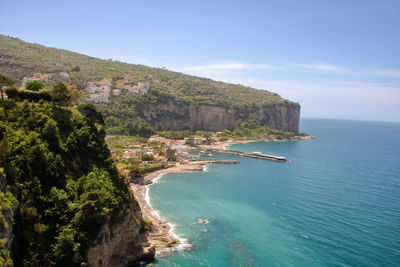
148;118;400;266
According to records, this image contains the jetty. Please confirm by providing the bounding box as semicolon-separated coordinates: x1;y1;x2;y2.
187;159;240;164
209;149;288;162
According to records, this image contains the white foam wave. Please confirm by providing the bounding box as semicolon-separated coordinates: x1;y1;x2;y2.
203;164;209;171
144;173;192;255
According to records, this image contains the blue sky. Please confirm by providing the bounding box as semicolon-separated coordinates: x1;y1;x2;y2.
1;0;399;122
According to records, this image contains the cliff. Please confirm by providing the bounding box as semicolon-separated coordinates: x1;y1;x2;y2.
140;100;300;133
87;201;155;267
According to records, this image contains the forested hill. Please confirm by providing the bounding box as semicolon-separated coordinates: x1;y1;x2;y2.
0;35;300;133
0;35;292;108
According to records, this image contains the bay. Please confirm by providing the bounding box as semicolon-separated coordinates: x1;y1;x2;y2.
149;118;400;266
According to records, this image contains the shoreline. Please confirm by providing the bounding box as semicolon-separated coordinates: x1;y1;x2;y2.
130;162;207;257
201;135;316;150
129;136;315;257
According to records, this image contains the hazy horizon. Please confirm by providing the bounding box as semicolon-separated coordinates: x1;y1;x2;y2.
1;0;399;122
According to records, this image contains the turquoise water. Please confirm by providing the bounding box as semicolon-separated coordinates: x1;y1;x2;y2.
149;118;400;266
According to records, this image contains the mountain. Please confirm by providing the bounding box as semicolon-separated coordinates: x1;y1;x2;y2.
0;35;300;133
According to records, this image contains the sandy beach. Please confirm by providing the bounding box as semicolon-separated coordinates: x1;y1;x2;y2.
130;162;206;257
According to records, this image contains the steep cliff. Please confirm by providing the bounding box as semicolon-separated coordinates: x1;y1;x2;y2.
87;201;154;267
140;99;300;133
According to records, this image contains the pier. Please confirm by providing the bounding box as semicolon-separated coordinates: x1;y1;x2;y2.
187;159;240;164
209;149;288;162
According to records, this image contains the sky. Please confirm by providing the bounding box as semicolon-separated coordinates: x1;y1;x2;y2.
1;0;399;122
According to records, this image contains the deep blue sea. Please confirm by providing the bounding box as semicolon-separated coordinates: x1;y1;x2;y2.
149;118;400;266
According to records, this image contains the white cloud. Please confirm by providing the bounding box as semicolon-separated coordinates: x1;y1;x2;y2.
290;62;400;78
289;63;344;72
365;69;400;78
178;61;277;76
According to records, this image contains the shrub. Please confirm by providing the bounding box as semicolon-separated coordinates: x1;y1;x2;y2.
142;217;153;231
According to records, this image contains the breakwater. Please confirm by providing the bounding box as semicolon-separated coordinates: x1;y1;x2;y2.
188;159;240;164
209;149;288;162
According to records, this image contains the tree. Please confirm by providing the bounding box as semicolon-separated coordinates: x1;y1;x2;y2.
124;120;154;138
50;82;81;106
71;66;80;72
25;80;45;91
0;136;10;163
141;153;154;161
0;74;13;102
78;103;105;125
4;87;17;99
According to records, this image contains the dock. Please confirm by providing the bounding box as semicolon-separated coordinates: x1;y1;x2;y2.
187;159;240;164
209;149;288;162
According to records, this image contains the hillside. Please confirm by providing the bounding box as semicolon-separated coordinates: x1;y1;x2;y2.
0;101;152;266
0;35;300;133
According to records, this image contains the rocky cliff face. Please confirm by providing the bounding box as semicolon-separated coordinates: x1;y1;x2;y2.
140;100;300;133
87;200;154;267
1;205;17;258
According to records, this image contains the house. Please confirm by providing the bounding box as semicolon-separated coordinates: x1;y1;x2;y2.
137;82;149;94
138;82;149;90
88;92;110;103
112;89;121;96
116;81;125;89
128;85;139;94
59;72;70;80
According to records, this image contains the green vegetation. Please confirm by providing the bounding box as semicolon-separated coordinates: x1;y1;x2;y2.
0;35;297;108
0;74;13;103
96;99;154;137
0;35;300;136
105;136;147;156
157;130;193;140
127;162;166;180
5;82;80;106
50;82;81;106
216;117;295;140
25;80;44;91
0;91;132;265
141;217;153;231
141;153;154;161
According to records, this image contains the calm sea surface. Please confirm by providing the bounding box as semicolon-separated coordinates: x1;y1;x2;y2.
149;118;400;266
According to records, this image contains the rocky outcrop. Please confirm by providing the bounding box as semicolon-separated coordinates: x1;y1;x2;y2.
0;205;17;260
140;100;300;133
87;200;154;267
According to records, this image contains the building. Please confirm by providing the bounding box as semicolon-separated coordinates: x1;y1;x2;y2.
115;81;125;89
59;72;70;80
137;82;149;94
88;92;110;103
112;89;121;96
128;85;139;94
